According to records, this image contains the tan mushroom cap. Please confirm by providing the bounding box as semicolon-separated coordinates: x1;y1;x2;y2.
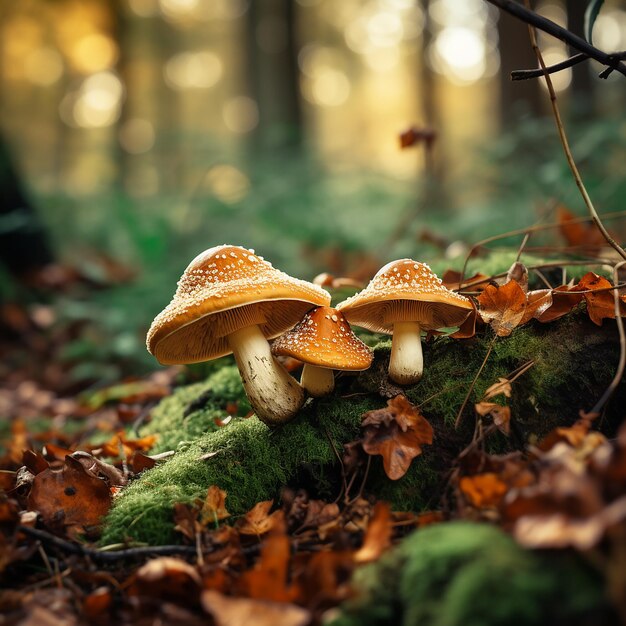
272;306;373;371
336;259;473;334
147;245;331;365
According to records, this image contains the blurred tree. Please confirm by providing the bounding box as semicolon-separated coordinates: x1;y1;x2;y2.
0;134;54;279
566;0;593;108
245;0;302;149
496;9;543;122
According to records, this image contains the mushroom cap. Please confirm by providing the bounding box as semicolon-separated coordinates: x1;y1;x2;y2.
271;306;373;371
336;259;473;334
147;245;331;364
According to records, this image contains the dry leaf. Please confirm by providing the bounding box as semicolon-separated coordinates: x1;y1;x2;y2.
577;272;626;326
201;485;230;525
202;591;310;626
474;403;511;435
442;270;491;292
557;205;608;253
477;280;527;336
536;284;583;323
361;395;434;480
519;289;553;325
459;473;508;508
483;378;512;400
354;502;392;563
237;500;281;536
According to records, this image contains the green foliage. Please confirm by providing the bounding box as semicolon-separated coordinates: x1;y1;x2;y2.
331;522;609;626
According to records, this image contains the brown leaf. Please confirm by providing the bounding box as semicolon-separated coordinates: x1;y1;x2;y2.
450;300;479;339
132;557;201;600
354;502;392;563
536;284;583;323
519;289;553;325
82;587;112;619
577;272;626;326
201;485;230;525
483;377;512;400
130;451;157;473
27;455;113;536
237;500;281;536
22;449;49;475
474;402;511;435
506;262;528;292
557;205;607;253
477;280;527;336
239;512;294;602
399;126;436;150
202;591;310;626
442;270;491;292
92;431;157;459
362;395;434;480
459;473;508;508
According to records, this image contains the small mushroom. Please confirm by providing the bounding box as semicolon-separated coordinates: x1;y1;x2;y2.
146;245;331;425
271;306;373;397
336;259;473;385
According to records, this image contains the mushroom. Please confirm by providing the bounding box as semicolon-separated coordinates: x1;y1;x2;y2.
146;245;331;425
271;306;373;397
336;259;473;385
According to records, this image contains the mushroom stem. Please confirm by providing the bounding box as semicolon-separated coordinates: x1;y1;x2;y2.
228;324;304;426
301;364;335;397
389;321;423;385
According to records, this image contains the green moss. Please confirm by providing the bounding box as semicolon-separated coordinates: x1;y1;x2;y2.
331;522;609;626
103;313;623;545
143;364;251;453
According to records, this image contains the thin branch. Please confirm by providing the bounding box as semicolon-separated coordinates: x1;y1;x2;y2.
455;334;497;430
512;52;588;81
523;6;626;262
588;262;626;416
486;0;626;77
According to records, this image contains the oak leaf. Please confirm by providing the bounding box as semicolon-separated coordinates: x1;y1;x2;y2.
361;395;433;480
477;280;527;336
236;500;281;536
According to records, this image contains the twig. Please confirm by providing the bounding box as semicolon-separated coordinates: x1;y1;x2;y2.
524;1;626;262
511;52;588;81
455;334;497;429
588;262;626;417
457;209;626;286
19;526;203;563
485;0;626;77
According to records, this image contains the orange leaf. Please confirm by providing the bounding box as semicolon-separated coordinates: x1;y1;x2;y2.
536;284;583;323
475;402;511;435
477;280;527;336
577;272;626;326
459;473;508;508
519;289;553;325
201;485;230;525
557;205;607;252
442;270;491;292
202;591;310;626
237;500;281;536
354;502;392;563
362;395;434;480
450;300;479;339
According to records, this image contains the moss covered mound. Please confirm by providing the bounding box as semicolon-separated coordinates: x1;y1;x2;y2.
145;364;251;453
331;522;610;626
103;313;623;545
102;395;385;545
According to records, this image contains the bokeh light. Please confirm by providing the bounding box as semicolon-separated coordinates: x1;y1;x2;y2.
119;119;156;154
223;97;259;133
24;47;64;86
164;51;222;90
204;165;250;204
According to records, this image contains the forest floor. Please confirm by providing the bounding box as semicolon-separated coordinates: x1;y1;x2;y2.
1;218;626;626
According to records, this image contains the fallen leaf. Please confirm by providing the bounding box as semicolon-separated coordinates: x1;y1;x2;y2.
399;126;437;149
132;557;201;600
27;454;113;536
557;205;608;254
519;289;553;325
536;284;583;323
477;280;527;336
442;270;491;292
236;500;280;536
577;272;626;326
450;300;479;339
238;512;294;602
202;591;310;626
362;395;434;480
483;378;512;400
459;473;508;508
475;403;511;435
201;485;230;525
354;502;392;563
506;262;528;292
